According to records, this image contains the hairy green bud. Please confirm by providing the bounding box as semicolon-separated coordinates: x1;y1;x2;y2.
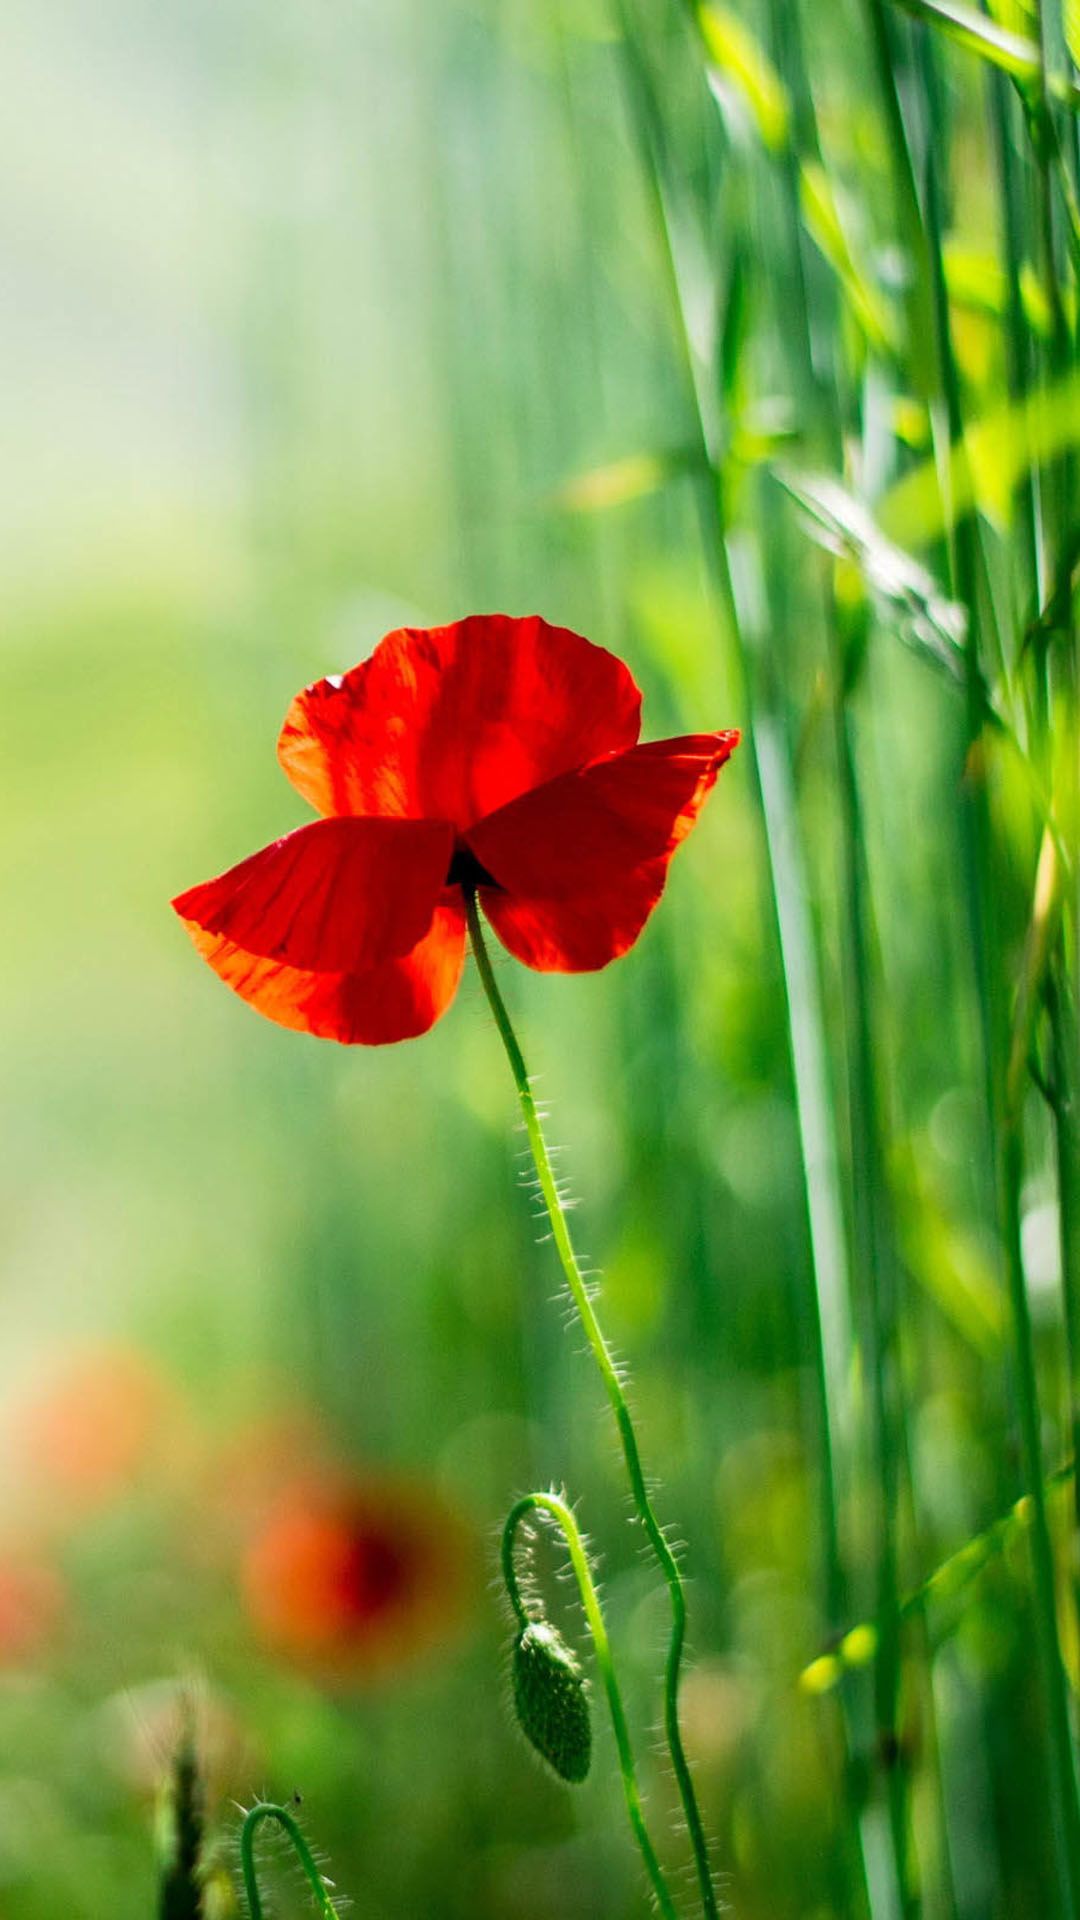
512;1620;591;1783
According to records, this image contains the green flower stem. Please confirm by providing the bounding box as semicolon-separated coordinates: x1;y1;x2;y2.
466;890;717;1920
503;1491;678;1920
239;1803;342;1920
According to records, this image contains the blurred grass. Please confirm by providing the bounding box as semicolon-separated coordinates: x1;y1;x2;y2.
2;0;1080;1916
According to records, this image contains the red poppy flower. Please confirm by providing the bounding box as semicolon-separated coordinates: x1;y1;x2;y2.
173;614;738;1044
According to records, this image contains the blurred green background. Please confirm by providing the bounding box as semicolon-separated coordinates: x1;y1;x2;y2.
2;0;1078;1916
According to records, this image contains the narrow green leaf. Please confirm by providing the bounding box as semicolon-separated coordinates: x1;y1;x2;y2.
986;0;1036;33
777;468;968;677
696;3;790;150
799;163;898;356
1067;0;1080;69
942;242;1057;338
890;0;1041;83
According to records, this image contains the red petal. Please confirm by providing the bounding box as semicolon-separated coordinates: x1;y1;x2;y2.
172;817;464;1042
468;731;739;971
277;614;643;828
175;894;466;1045
173;816;453;972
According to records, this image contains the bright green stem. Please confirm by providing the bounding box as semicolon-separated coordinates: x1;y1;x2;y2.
503;1491;678;1920
999;1128;1080;1911
466;891;717;1920
1049;925;1080;1555
239;1803;342;1920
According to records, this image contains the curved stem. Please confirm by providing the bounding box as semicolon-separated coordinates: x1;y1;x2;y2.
504;1491;678;1920
466;889;717;1920
240;1802;342;1920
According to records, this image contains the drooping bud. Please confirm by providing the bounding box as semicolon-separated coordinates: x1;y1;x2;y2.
511;1620;591;1783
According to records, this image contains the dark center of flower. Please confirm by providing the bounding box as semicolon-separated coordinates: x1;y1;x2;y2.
446;841;501;891
337;1521;420;1626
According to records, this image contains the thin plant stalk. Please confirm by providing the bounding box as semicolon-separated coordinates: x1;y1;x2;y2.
1047;976;1080;1531
502;1491;678;1920
984;50;1042;612
1028;0;1080;1608
465;889;718;1920
833;691;917;1919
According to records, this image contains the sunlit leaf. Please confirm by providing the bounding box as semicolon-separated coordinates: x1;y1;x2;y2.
1065;0;1080;68
891;0;1041;83
880;367;1080;545
731;399;800;466
776;469;968;679
892;396;932;449
943;244;1009;317
986;0;1036;33
799;164;898;356
696;3;790;150
942;241;1057;338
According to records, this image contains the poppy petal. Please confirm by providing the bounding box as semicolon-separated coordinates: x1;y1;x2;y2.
468;731;739;971
277;614;643;828
175;893;466;1045
172;816;454;972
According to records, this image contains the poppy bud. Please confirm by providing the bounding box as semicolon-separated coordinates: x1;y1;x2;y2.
511;1620;591;1783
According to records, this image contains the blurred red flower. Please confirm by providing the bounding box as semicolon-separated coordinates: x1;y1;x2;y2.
0;1554;65;1665
173;614;738;1043
22;1347;171;1509
241;1472;473;1678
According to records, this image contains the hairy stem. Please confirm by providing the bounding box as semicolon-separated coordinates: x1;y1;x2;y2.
466;889;717;1920
239;1803;342;1920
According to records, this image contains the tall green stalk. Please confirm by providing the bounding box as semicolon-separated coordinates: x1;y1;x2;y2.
1028;0;1080;1612
465;892;718;1920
